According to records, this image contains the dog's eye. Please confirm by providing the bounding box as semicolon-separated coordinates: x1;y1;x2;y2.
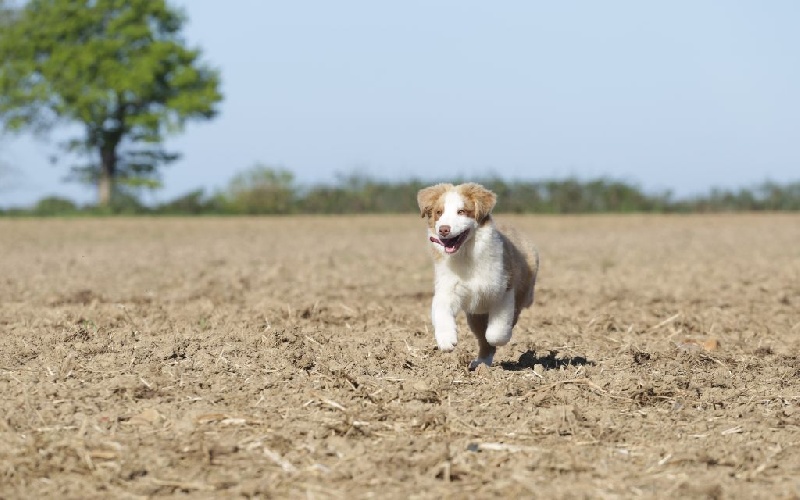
457;209;466;215
435;210;443;216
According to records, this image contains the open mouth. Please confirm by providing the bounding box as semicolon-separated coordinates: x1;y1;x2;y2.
430;229;470;254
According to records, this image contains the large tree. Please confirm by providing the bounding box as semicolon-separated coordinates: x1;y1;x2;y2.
0;0;222;206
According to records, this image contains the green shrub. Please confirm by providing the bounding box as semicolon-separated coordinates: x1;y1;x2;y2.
32;196;78;215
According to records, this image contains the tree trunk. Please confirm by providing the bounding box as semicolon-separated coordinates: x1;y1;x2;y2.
98;146;116;207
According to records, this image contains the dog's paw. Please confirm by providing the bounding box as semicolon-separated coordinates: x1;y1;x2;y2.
435;330;458;352
486;327;512;346
468;353;495;371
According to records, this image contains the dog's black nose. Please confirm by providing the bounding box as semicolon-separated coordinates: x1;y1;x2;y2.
439;225;451;237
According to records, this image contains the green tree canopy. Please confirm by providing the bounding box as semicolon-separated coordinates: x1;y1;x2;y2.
0;0;222;207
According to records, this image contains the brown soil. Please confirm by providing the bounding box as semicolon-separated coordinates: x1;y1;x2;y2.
1;214;799;499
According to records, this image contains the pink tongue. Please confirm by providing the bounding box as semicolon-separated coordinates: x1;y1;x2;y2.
431;235;459;253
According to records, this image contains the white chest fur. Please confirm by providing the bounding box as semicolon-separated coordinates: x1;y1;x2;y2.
433;225;507;314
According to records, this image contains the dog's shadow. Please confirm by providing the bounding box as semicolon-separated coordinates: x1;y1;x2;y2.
500;349;594;371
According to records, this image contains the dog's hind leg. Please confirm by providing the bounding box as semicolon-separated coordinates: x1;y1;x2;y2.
467;313;495;370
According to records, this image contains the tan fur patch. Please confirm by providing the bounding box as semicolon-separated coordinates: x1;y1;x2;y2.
418;183;498;227
497;225;540;325
456;183;497;223
417;183;452;230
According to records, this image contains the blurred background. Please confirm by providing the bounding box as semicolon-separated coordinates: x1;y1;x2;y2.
0;0;798;214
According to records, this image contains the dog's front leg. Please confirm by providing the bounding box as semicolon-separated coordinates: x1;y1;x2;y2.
431;294;459;352
485;289;515;347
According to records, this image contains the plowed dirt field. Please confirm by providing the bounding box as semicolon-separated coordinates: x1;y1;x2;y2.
1;215;798;499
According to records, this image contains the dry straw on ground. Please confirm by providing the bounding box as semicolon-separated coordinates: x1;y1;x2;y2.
1;214;799;498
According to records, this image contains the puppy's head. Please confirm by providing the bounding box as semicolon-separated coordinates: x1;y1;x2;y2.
417;183;497;255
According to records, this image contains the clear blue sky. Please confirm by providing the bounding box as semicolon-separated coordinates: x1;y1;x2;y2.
2;0;799;207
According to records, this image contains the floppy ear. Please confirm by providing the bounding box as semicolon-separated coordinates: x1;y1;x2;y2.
459;183;497;222
417;183;451;218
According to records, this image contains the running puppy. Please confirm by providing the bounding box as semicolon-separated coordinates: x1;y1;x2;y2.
417;183;539;369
